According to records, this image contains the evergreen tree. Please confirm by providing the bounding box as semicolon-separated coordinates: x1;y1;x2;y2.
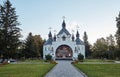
0;0;21;60
24;32;35;58
83;31;91;58
116;12;120;48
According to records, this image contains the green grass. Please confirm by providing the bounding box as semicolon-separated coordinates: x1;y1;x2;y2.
0;63;55;77
74;64;120;77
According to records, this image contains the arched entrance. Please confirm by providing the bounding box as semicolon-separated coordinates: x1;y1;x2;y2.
56;45;73;60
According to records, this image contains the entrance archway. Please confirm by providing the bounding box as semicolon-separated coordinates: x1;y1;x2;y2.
56;45;73;59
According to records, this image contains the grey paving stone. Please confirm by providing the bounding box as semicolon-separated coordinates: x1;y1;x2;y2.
45;60;84;77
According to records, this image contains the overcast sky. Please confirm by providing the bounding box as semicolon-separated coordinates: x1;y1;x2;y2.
1;0;120;44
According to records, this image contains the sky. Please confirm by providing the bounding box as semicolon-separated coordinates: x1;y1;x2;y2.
0;0;120;44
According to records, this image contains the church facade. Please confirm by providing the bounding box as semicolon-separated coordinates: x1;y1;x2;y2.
43;20;85;60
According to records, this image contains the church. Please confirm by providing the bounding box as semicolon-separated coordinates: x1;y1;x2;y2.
43;19;85;60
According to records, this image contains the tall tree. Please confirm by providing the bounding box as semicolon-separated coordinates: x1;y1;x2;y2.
83;31;91;58
24;32;35;58
116;12;120;48
106;34;115;51
0;0;21;60
106;34;115;59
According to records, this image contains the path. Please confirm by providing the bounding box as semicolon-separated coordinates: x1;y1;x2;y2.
45;60;85;77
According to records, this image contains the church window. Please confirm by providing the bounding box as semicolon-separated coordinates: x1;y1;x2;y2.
75;47;77;52
62;36;66;41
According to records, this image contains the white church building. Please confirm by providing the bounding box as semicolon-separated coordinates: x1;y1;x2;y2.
43;19;85;60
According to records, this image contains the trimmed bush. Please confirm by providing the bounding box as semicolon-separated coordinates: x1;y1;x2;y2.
45;54;52;61
78;53;84;61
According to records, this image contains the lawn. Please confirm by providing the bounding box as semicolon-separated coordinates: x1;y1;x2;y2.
74;64;120;77
0;63;55;77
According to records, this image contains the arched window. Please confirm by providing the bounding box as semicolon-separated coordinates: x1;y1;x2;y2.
75;47;78;53
62;36;66;41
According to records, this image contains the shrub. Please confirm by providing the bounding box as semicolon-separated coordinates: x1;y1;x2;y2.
45;54;52;61
78;53;84;61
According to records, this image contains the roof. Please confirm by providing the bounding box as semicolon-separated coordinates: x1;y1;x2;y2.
57;20;71;36
76;38;84;45
44;38;53;45
57;28;71;36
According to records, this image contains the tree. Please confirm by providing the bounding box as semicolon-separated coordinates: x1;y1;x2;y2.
115;12;120;60
0;0;21;60
106;34;115;59
116;12;120;48
32;35;44;58
92;38;108;59
83;31;91;58
24;33;44;59
24;32;35;58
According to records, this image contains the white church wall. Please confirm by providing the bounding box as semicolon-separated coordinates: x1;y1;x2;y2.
43;20;85;60
43;42;85;60
43;45;54;59
52;40;76;58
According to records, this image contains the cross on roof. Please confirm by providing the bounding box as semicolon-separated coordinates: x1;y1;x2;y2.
62;16;66;20
49;27;52;31
76;25;79;30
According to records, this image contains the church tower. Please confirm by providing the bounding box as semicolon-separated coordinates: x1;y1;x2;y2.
43;19;85;60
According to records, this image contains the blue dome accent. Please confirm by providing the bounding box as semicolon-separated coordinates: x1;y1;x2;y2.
76;38;84;45
57;28;71;35
57;20;71;35
44;38;53;45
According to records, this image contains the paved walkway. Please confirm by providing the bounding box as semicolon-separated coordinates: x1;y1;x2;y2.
45;60;84;77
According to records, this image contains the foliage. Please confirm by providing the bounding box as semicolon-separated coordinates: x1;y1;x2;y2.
83;31;91;58
78;53;84;61
92;37;108;59
114;48;120;60
24;32;35;58
0;0;21;59
24;32;44;59
33;35;44;58
0;63;55;77
45;54;52;61
116;12;120;48
74;64;120;77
